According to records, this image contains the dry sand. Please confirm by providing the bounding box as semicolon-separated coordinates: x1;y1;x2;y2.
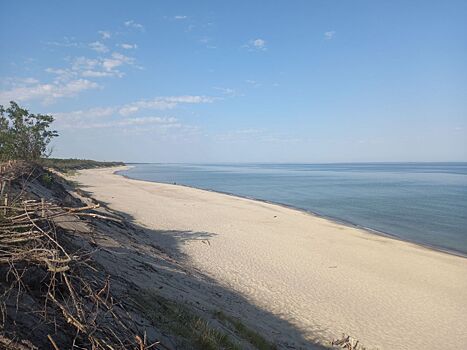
73;166;467;349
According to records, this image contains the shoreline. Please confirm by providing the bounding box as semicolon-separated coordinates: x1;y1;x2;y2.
115;167;467;259
73;166;467;349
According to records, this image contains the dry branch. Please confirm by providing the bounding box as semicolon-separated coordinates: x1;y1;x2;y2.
0;162;158;349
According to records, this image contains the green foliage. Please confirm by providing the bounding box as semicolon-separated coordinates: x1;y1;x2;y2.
41;158;125;173
40;172;54;188
0;101;58;161
214;311;278;350
131;289;241;350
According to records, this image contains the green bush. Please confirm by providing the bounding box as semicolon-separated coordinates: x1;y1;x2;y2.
40;173;54;188
0;101;58;161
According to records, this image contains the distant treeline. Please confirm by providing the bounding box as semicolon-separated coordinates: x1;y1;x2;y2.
1;101;124;171
42;158;125;172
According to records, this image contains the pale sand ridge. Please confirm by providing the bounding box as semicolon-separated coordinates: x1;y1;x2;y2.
73;166;467;349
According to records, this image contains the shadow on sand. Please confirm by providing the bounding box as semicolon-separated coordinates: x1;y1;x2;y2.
72;184;331;350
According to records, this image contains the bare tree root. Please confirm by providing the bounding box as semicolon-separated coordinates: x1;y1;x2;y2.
0;161;160;349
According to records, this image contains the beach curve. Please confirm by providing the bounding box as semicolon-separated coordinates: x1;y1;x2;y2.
72;166;467;349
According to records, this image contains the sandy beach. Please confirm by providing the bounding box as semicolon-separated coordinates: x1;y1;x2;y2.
73;166;467;349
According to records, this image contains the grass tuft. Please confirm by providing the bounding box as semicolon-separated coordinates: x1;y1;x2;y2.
131;290;241;350
214;311;278;350
40;172;54;188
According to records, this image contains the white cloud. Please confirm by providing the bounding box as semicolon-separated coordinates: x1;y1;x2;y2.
117;116;178;126
98;30;111;40
45;67;77;82
55;113;184;130
46;36;82;48
174;15;187;20
245;38;267;51
124;20;144;31
102;52;135;71
89;41;109;53
2;77;40;86
9;52;134;104
244;38;267;51
213;87;238;97
235;129;262;135
52;95;215;128
199;37;216;49
3;30;142;105
119;96;215;116
63;53;135;78
80;70;115;78
324;31;336;40
245;79;261;88
119;43;138;49
50;93;216;134
253;39;266;49
54;107;115;121
0;78;99;105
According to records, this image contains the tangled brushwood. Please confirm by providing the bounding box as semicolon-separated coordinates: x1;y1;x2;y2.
0;161;157;349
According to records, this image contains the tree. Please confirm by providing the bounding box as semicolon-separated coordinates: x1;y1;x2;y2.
0;101;58;161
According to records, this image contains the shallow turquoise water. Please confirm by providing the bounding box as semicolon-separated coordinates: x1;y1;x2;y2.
120;163;467;255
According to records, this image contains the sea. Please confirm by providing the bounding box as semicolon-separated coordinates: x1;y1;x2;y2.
119;163;467;256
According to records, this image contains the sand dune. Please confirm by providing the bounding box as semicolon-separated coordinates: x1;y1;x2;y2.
73;166;467;349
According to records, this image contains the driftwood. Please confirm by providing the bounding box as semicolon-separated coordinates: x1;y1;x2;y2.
0;162;159;349
332;333;366;350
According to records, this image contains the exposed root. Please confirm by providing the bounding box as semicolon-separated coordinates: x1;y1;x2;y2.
0;162;160;349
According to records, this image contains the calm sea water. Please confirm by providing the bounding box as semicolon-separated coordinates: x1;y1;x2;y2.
120;163;467;255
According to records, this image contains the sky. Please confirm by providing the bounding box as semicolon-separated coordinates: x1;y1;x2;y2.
0;0;466;163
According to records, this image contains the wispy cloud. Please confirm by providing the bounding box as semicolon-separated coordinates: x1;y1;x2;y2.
119;95;215;116
0;78;99;105
46;36;84;48
324;31;336;40
213;87;239;97
98;30;111;40
101;52;135;71
245;79;261;88
245;38;267;51
174;15;188;20
45;68;77;82
11;50;138;105
124;20;144;31
89;41;109;53
53;107;115;121
53;105;204;138
199;37;216;49
2;28;143;106
119;43;138;50
55;114;181;130
46;52;136;82
52;95;215;128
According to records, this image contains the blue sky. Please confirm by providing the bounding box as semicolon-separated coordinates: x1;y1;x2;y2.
1;0;466;162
